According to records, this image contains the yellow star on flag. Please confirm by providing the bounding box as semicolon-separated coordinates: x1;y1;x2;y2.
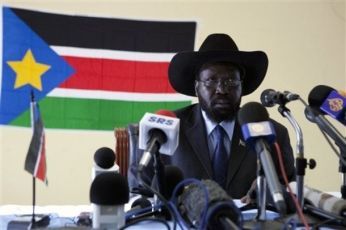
7;49;51;91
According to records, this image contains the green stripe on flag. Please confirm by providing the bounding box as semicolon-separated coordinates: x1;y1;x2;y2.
11;97;191;130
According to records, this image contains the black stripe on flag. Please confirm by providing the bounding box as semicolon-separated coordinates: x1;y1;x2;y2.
11;7;196;52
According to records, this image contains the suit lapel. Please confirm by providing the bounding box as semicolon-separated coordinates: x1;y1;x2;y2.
226;122;248;186
184;105;213;177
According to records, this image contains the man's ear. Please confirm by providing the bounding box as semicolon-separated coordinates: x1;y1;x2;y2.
194;80;198;96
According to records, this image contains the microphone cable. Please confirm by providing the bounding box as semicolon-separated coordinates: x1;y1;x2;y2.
135;170;180;230
204;202;241;230
273;142;309;229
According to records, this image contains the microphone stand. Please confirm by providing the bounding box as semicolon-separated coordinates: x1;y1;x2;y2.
256;162;267;220
277;104;306;207
133;148;169;223
136;138;167;220
276;100;323;228
153;149;166;200
153;150;175;221
339;148;346;199
243;160;284;230
305;105;346;199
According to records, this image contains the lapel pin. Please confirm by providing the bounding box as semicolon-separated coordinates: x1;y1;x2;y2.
239;139;246;146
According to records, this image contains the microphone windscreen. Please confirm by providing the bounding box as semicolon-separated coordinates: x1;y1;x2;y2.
90;172;129;205
260;88;276;107
308;85;334;107
238;101;269;125
164;165;184;199
155;109;176;118
289;182;346;217
180;179;241;227
94;147;116;169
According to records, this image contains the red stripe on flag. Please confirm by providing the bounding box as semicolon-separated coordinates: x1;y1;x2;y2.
35;131;47;182
59;56;176;93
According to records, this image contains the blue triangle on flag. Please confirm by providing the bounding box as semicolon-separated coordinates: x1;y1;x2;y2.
0;7;75;124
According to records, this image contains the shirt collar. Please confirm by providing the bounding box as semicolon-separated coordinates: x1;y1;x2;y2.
201;109;235;140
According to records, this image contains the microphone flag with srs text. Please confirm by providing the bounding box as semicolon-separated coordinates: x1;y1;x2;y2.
0;6;196;130
24;100;48;184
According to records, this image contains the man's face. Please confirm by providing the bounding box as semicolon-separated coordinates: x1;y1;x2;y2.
195;62;243;123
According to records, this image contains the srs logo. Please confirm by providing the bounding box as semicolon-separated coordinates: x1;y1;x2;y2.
148;116;174;125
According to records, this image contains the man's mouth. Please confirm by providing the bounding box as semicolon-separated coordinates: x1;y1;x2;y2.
213;99;231;105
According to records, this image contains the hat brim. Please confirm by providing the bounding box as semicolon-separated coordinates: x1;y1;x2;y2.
168;50;268;96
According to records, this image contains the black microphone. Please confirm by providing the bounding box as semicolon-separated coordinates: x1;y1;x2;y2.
94;147;116;168
92;147;119;179
238;102;287;215
163;165;184;200
179;179;242;229
90;172;129;229
261;89;299;107
306;86;346;150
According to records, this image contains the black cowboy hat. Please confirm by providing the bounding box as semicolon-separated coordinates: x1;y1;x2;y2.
168;33;268;96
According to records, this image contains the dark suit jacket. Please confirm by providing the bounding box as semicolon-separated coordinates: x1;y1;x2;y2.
128;103;295;199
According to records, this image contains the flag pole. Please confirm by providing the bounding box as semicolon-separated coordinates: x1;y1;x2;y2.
32;176;36;226
30;90;36;227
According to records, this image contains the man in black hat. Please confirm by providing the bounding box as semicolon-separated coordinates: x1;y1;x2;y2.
166;33;295;200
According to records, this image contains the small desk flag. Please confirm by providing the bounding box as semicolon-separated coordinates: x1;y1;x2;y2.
24;100;47;184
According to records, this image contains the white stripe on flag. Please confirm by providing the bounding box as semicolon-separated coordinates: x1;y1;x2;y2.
48;88;192;102
51;46;175;62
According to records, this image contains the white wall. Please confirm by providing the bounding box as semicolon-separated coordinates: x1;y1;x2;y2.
0;0;345;205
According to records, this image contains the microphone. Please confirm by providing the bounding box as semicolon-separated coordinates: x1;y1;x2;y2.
289;182;346;217
155;109;178;117
261;89;299;107
238;102;287;215
138;110;180;171
90;172;129;229
92;147;119;179
179;179;242;229
163;165;184;200
308;85;346;126
305;86;346;150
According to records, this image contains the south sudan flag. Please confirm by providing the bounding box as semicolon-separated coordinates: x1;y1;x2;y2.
0;7;196;130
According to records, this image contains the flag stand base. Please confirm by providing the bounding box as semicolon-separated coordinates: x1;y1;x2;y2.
7;214;50;230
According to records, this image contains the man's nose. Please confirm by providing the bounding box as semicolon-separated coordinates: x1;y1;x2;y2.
215;81;229;93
